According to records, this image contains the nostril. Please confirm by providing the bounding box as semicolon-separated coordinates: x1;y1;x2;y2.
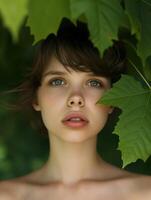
67;96;85;107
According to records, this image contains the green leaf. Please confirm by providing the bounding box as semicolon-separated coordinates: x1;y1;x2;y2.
144;57;151;81
99;75;151;167
27;0;71;43
0;0;29;41
124;0;141;37
125;0;151;64
70;0;128;54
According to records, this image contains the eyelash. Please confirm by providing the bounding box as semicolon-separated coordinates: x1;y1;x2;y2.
48;78;103;88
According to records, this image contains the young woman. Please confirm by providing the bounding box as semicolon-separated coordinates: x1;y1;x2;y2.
0;18;151;200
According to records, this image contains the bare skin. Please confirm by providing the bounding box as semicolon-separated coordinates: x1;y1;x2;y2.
1;57;151;199
0;164;151;200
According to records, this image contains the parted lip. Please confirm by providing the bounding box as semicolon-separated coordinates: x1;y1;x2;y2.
62;113;89;122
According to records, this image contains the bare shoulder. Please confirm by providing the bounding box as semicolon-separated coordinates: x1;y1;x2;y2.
114;173;151;200
114;173;151;199
0;179;29;200
99;162;151;199
81;173;151;200
129;174;151;199
0;176;61;200
0;180;16;199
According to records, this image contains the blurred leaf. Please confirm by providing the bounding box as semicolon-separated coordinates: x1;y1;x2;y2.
99;75;151;167
144;57;151;81
0;143;8;160
125;0;151;64
0;0;29;41
27;0;71;43
0;20;48;179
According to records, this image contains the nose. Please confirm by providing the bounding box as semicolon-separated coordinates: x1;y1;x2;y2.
67;95;85;108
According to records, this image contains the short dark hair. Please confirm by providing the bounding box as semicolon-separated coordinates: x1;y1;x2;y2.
4;18;127;134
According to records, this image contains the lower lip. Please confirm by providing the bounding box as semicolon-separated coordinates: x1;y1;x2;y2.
62;120;88;128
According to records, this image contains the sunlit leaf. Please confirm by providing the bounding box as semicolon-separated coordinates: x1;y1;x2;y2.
0;0;29;41
27;0;71;43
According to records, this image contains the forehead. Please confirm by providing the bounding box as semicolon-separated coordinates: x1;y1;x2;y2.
44;56;100;76
43;56;111;85
44;56;70;73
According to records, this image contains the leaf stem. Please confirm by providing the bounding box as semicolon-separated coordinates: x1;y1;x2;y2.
128;59;151;90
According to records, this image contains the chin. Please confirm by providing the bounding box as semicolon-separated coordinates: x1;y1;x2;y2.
59;130;96;143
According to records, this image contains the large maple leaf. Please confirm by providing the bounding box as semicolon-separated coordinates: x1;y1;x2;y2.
98;74;151;167
70;0;128;53
27;0;71;43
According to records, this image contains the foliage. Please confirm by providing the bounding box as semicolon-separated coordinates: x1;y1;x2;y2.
70;0;129;54
28;0;71;43
125;0;151;64
0;0;28;40
0;0;151;170
99;75;151;167
0;21;49;179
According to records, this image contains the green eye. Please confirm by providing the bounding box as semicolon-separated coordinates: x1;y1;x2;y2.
88;80;102;88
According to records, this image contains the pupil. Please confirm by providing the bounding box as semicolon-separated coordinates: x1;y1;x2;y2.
91;81;98;86
54;80;62;85
57;80;61;84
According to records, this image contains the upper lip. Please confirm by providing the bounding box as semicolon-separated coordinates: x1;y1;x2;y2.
62;113;89;122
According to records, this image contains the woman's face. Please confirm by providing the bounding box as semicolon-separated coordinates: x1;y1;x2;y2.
33;56;112;142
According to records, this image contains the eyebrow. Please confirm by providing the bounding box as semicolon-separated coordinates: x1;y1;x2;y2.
43;70;70;79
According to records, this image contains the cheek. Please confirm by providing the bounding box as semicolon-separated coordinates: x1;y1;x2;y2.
86;91;110;133
85;88;106;105
37;88;67;128
38;87;66;106
96;104;110;127
86;88;111;115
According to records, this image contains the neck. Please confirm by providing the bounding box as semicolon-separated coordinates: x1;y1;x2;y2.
43;134;104;186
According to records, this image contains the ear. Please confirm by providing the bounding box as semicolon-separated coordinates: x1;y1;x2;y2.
108;106;114;114
32;100;41;111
